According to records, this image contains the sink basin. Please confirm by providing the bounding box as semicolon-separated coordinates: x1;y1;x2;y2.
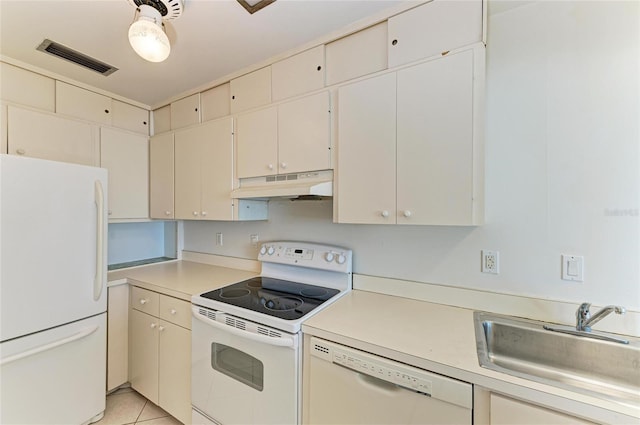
474;311;640;407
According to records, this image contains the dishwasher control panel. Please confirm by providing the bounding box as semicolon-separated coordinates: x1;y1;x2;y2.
309;337;473;409
331;346;433;395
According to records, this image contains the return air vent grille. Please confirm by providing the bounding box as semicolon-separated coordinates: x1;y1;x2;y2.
36;39;118;76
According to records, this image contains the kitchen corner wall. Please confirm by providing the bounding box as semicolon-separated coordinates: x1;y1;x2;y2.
183;1;640;310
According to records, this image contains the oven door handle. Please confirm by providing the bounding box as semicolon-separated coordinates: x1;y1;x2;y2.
192;310;296;348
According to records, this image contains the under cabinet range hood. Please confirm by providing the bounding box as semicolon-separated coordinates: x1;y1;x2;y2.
232;170;333;199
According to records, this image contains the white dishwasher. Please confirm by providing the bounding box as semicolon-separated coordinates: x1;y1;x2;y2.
305;337;473;425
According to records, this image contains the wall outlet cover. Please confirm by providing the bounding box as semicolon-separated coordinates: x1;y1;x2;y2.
481;250;499;274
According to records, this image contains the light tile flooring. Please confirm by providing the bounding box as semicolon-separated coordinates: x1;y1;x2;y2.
94;387;182;425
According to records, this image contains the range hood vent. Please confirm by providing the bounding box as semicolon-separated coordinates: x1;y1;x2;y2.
232;170;333;199
36;39;118;76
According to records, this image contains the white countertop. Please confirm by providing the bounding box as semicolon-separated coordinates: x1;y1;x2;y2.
108;259;258;301
302;289;640;424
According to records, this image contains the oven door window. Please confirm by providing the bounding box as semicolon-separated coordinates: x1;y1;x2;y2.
211;343;264;391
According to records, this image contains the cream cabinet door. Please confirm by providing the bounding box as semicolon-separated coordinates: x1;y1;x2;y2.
200;118;234;220
112;100;149;135
153;105;171;135
175;126;203;219
201;83;231;122
272;46;325;101
336;73;396;224
325;22;388;86
100;127;149;220
175;118;234;220
235;106;278;178
7;106;98;166
55;81;112;125
0;62;55;111
107;284;129;392
230;66;272;114
278;91;331;174
387;0;483;68
396;50;474;225
171;93;200;130
129;309;159;404
158;320;191;425
490;394;596;425
149;132;175;219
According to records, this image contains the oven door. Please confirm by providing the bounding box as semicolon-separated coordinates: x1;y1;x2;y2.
192;306;300;425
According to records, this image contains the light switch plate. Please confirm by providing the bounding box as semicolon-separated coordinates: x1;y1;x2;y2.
561;254;584;282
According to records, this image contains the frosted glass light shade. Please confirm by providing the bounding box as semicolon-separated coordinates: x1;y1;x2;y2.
128;5;170;63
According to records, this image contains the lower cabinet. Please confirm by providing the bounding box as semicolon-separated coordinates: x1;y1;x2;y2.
129;287;191;424
488;393;597;425
107;284;129;392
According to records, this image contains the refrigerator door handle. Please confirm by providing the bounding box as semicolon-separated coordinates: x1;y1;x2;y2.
94;180;105;301
0;325;99;366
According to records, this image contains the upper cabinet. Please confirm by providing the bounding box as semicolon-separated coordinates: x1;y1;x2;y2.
387;0;483;68
149;132;175;219
0;62;55;112
336;47;484;226
111;100;149;135
272;46;325;102
170;93;200;130
55;80;149;134
236;91;331;179
56;81;112;125
325;22;388;86
201;83;230;122
7;105;98;167
153;105;171;135
230;67;272;114
100;127;149;220
174;118;234;220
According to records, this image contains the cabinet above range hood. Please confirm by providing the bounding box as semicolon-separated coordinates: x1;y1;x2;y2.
231;170;333;199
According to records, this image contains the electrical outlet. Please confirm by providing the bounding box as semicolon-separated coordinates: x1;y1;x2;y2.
216;233;223;246
250;234;259;247
481;250;499;274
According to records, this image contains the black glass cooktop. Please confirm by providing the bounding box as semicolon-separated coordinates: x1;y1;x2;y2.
199;277;340;320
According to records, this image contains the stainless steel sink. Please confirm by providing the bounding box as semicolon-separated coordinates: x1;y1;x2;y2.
474;311;640;406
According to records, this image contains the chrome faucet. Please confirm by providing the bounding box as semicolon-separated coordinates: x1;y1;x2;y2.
576;302;626;332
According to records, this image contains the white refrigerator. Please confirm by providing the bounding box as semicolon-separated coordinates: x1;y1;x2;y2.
0;154;108;424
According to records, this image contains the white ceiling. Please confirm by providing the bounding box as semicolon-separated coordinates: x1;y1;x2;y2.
0;0;411;108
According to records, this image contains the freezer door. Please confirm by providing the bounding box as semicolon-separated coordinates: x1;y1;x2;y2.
0;313;106;424
0;155;108;342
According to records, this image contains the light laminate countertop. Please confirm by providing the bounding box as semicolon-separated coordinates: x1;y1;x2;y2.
107;260;258;301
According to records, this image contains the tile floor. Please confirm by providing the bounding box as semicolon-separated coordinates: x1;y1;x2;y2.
94;387;182;425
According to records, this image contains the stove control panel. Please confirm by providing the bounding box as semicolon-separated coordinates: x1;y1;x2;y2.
258;241;352;273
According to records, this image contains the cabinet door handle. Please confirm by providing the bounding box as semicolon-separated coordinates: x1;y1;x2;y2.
158;326;165;332
170;309;177;315
192;211;199;216
403;210;412;218
201;211;207;216
16;148;26;155
268;164;274;170
381;210;389;218
280;162;287;169
165;211;171;216
150;323;157;329
140;299;148;305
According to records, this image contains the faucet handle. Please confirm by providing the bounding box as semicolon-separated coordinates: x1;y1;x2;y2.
576;302;591;331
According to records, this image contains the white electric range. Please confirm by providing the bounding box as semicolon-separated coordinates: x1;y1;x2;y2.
191;241;352;425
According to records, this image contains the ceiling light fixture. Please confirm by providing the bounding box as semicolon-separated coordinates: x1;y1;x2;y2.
127;0;184;63
237;0;276;14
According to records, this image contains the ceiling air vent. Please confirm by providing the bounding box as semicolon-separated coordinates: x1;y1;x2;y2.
36;39;118;76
